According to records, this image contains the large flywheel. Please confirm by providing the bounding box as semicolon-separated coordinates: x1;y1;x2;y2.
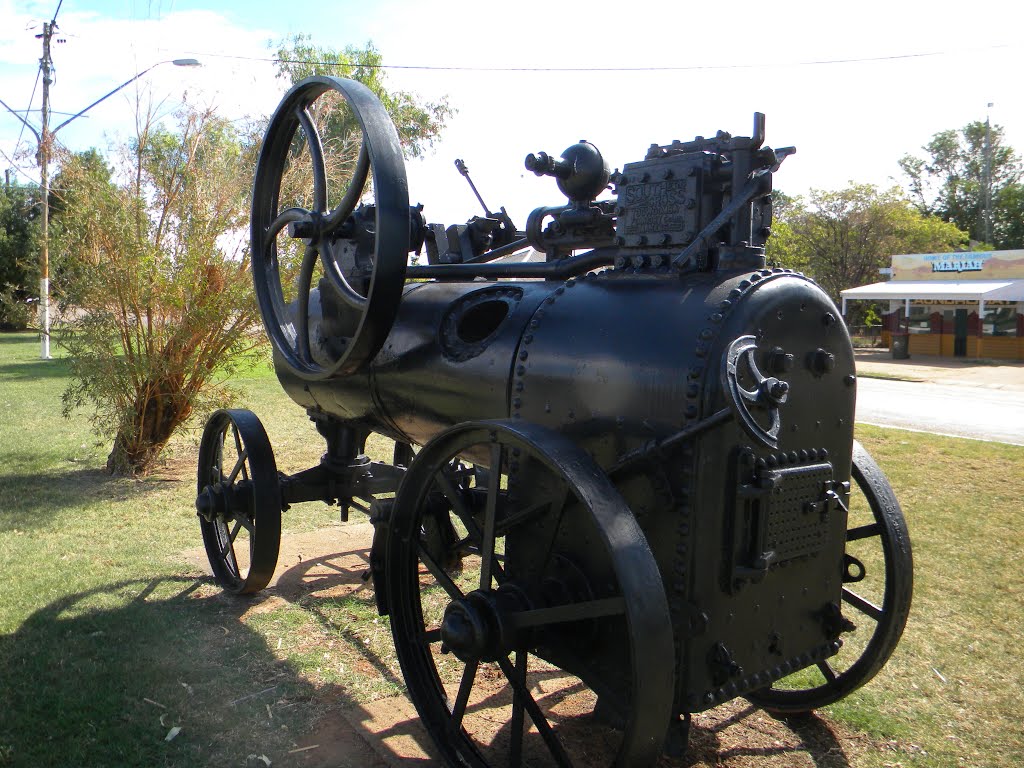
251;76;409;379
385;420;675;767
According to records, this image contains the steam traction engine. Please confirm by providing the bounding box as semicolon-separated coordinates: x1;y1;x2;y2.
194;76;913;766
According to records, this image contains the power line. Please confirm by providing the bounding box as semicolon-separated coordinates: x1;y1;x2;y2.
7;0;63;168
11;69;41;162
0;146;36;183
180;41;1020;73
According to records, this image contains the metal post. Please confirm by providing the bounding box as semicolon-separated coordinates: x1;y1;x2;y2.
978;299;986;358
0;47;200;361
38;21;53;359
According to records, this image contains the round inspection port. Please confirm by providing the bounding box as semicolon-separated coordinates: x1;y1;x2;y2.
441;287;524;362
457;299;510;344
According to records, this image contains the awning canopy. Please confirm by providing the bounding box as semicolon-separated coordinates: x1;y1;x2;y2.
841;279;1024;303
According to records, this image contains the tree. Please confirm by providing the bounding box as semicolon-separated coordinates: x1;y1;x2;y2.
269;37;454;240
275;36;452;160
774;184;968;324
53;41;453;476
48;149;115;309
899;122;1024;248
54;103;264;475
0;183;40;330
765;190;808;273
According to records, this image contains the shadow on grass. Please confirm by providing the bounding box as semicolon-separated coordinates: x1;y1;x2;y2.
263;547;854;768
0;532;859;768
0;465;120;530
0;354;72;382
0;575;387;768
0;334;35;345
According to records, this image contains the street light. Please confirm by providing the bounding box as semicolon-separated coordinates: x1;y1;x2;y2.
0;48;201;359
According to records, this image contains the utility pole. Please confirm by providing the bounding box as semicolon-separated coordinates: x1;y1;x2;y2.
0;16;199;360
37;20;55;359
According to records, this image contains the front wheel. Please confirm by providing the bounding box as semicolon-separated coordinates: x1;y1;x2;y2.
195;409;282;595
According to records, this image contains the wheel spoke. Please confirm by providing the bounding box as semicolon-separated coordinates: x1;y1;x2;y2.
494;495;556;535
322;142;370;232
508;597;626;631
436;471;483;541
295;244;318;362
295;107;327;212
738;384;761;402
226;450;248;484
223;543;238;573
450;659;478;730
217;521;239;573
847;522;882;541
219;528;236;562
817;660;837;683
538;482;571;573
421;627;442;644
509;651;527;768
418;544;465;602
842;587;882;621
228;518;243;544
320;256;370;312
230;426;249;482
479;443;502;590
497;655;572;768
265;206;308;245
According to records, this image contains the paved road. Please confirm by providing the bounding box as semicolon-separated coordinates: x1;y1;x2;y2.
855;377;1024;445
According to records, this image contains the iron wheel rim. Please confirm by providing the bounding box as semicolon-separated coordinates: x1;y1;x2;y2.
197;409;281;595
386;419;674;767
250;75;409;380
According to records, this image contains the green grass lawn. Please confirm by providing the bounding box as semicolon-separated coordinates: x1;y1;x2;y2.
1;331;1021;767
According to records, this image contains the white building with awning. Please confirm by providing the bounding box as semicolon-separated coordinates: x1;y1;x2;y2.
840;251;1024;360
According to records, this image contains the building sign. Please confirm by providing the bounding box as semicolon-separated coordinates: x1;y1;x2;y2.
931;257;985;273
891;249;1024;281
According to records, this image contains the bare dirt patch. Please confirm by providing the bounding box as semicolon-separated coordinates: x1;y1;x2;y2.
182;521;896;766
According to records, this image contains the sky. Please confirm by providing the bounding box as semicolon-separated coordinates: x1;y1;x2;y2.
2;0;1024;229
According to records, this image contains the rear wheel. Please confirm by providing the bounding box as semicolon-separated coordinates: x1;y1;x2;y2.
386;420;675;767
747;440;913;713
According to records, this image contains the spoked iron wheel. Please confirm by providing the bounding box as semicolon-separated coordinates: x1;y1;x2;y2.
251;75;409;379
386;420;674;767
747;440;913;713
196;409;282;595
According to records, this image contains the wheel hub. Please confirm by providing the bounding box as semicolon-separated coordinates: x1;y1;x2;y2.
441;597;492;662
195;484;226;522
195;481;251;522
440;586;530;663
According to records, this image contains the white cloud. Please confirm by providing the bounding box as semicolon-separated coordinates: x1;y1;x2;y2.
3;0;1024;231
